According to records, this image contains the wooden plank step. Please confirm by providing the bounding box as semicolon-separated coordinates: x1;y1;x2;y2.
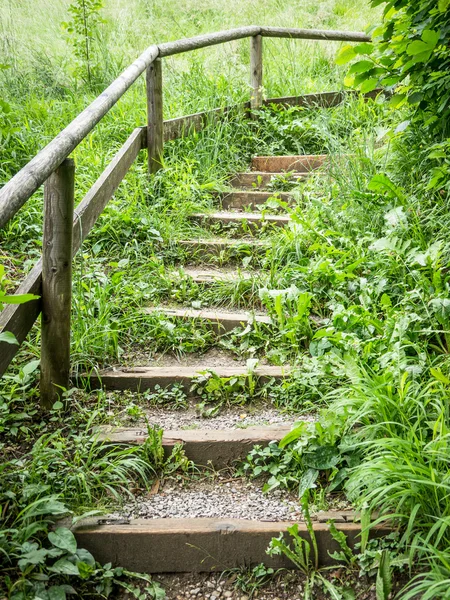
180;267;256;283
143;307;271;334
229;171;307;189
177;237;270;257
251;154;328;173
190;211;291;229
72;516;390;573
96;425;291;468
221;191;293;210
85;364;289;392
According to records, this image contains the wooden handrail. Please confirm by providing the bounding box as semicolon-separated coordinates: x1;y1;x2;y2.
0;26;375;403
0;26;370;228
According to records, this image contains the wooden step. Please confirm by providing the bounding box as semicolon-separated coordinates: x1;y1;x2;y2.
85;364;289;392
221;191;293;210
96;425;291;468
229;171;307;189
143;307;271;334
251;154;328;173
72;515;390;573
190;211;291;230
179;267;256;283
177;237;270;257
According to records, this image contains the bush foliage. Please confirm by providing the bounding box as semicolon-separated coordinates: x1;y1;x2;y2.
337;0;450;132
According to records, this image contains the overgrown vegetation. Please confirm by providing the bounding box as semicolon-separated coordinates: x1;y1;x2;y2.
2;0;450;597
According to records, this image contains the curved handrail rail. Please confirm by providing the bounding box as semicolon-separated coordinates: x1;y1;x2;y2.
0;26;369;228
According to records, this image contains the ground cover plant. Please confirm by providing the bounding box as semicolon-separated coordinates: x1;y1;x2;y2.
2;0;450;598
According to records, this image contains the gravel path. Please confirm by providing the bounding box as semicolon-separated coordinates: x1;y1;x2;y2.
143;404;313;431
117;348;269;369
112;478;302;521
117;571;381;600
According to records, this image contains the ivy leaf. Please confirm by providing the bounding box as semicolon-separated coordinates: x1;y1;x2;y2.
48;528;77;554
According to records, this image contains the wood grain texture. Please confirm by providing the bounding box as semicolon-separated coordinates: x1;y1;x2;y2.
264;88;386;108
84;364;289;392
0;27;371;227
72;517;391;572
0;262;42;377
260;26;370;41
157;26;261;57
250;35;263;111
0;46;159;228
0;128;144;377
96;425;292;468
146;58;163;173
40;159;75;408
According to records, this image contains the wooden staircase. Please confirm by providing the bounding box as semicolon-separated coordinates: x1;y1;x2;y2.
73;154;382;574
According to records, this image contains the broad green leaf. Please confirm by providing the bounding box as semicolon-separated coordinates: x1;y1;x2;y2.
279;422;307;447
389;93;406;108
1;293;39;305
50;558;80;576
368;174;405;202
335;44;356;65
360;78;379;93
406;40;431;56
48;586;67;600
48;528;77;554
22;359;40;377
18;548;49;570
422;29;440;48
298;468;318;497
348;60;374;75
439;0;450;10
303;445;340;470
394;120;410;133
0;331;18;345
76;547;95;566
354;42;374;54
430;368;450;385
376;550;392;600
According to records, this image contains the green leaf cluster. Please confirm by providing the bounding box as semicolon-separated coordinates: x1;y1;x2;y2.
336;0;450;131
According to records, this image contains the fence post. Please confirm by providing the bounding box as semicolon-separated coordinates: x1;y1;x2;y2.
40;158;75;409
250;34;263;112
146;57;163;173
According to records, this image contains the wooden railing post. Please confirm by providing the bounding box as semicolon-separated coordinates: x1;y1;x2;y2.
146;58;163;173
250;34;263;112
40;158;75;409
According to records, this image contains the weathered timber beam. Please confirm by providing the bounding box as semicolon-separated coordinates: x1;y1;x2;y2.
0;127;145;377
157;26;261;57
260;27;370;42
0;46;159;229
0;26;370;227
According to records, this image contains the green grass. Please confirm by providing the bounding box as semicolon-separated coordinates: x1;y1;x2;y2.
2;0;450;598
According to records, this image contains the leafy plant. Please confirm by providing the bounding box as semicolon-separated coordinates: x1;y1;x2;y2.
62;0;105;87
0;265;39;345
337;0;450;131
